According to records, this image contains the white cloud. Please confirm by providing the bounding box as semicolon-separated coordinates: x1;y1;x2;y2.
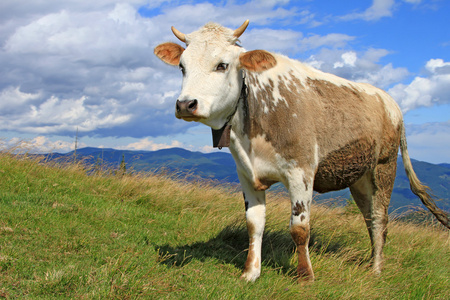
425;58;450;74
0;136;81;153
0;3;185;137
242;28;303;53
152;0;302;30
199;145;216;153
333;51;357;68
0;94;132;134
339;0;395;21
338;0;425;22
388;59;450;112
0;86;41;113
120;138;183;151
306;48;409;88
241;29;355;56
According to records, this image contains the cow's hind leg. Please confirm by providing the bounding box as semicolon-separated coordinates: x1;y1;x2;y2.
349;160;397;274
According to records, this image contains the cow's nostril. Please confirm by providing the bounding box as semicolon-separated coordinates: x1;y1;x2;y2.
188;99;198;112
176;100;181;112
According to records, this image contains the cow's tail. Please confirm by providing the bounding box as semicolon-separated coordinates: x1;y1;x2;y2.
399;122;449;229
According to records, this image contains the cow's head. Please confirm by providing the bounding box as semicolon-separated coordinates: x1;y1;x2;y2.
154;20;277;129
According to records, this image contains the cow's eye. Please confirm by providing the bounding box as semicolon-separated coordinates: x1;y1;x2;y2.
216;63;229;72
179;63;185;75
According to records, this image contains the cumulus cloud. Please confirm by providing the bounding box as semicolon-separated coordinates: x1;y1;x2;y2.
120;138;183;151
150;0;301;31
242;28;303;53
306;48;409;88
0;2;184;137
338;0;423;22
240;29;355;56
339;0;395;21
388;59;450;112
0;136;82;153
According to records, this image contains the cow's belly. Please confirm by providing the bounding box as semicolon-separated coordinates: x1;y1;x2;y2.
313;139;377;193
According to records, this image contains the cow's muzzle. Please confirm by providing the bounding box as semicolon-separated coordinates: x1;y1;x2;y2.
176;99;198;119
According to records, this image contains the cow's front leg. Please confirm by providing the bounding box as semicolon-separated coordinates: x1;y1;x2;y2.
239;176;266;282
287;171;315;281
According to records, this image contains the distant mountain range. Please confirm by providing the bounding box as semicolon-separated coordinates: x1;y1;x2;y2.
46;147;450;215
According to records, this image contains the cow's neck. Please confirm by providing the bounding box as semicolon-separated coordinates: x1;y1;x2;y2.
228;72;257;150
212;72;248;149
230;71;263;142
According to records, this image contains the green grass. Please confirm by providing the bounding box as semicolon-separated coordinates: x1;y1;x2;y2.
0;151;449;299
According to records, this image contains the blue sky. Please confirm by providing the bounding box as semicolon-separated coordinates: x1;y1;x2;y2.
0;0;449;163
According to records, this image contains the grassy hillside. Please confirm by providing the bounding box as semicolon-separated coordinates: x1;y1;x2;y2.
0;152;449;299
47;147;450;215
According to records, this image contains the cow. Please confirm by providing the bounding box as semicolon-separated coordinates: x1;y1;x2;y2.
154;20;450;282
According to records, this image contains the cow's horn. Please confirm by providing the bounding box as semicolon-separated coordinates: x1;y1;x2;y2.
171;26;186;43
233;20;249;38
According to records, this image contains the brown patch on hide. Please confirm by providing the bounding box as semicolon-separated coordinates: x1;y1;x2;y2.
314;138;376;193
243;72;316;169
154;42;185;66
290;224;308;246
244;222;257;273
240;50;277;72
290;224;313;280
254;258;260;269
253;178;276;191
293;201;306;216
303;177;310;191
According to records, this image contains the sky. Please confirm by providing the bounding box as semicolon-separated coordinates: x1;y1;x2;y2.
0;0;449;163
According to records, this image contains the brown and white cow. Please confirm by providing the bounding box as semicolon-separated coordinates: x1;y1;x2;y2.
154;20;449;282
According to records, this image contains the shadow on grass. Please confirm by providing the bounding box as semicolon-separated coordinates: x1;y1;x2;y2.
155;224;294;275
154;223;369;275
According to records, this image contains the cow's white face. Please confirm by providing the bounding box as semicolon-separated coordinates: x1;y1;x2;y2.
154;21;277;129
176;39;244;129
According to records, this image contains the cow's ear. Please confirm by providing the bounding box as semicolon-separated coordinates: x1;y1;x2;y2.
154;42;185;66
239;50;277;72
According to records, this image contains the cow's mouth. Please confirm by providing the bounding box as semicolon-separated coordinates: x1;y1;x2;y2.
177;115;203;122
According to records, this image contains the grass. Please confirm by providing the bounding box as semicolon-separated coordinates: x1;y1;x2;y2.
0;151;449;299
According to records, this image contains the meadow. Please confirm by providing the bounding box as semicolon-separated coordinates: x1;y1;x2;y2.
0;151;449;299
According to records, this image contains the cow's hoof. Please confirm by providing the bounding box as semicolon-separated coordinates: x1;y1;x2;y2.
295;269;315;283
240;271;260;282
295;274;315;283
